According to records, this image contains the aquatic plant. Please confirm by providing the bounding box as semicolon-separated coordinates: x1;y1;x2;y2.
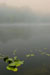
31;54;35;56
26;54;31;57
46;54;50;56
26;53;35;58
0;56;3;59
40;52;46;55
44;48;47;50
14;56;18;60
0;47;50;73
3;56;24;72
4;57;13;64
6;66;18;72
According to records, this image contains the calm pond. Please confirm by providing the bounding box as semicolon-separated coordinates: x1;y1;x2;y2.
0;24;50;75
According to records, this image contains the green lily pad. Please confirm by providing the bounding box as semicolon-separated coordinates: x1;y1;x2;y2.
5;57;24;72
46;54;50;56
9;60;24;67
6;66;18;72
38;50;42;52
26;54;31;57
31;54;35;56
41;52;46;55
26;53;35;57
0;56;3;59
6;58;13;63
4;57;13;64
14;56;18;60
44;48;47;50
4;57;9;62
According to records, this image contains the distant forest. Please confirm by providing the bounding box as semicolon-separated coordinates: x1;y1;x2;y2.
0;5;50;23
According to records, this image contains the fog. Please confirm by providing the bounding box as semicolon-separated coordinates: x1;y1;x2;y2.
0;4;50;75
0;5;50;24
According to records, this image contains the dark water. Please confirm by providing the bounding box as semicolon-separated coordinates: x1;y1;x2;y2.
0;24;50;75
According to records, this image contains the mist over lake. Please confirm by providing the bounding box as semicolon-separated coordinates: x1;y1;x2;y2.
0;2;50;75
0;23;50;75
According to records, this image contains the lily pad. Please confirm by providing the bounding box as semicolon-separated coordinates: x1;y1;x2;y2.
14;56;18;60
31;54;35;56
0;56;3;59
38;50;42;52
6;66;18;72
4;57;13;64
26;54;31;57
9;60;24;67
4;56;24;72
4;57;8;62
44;48;47;50
26;54;35;57
46;54;50;56
41;52;46;55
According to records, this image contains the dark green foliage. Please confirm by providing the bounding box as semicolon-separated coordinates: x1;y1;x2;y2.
4;57;8;62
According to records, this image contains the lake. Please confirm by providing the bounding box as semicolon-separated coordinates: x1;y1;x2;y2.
0;24;50;75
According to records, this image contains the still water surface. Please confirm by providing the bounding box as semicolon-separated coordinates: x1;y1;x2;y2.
0;24;50;75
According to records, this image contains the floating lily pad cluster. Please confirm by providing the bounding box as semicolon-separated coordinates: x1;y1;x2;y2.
26;53;35;58
25;48;50;57
0;47;50;72
3;56;24;72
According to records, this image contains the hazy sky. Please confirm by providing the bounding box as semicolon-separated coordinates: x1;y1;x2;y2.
0;0;50;14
